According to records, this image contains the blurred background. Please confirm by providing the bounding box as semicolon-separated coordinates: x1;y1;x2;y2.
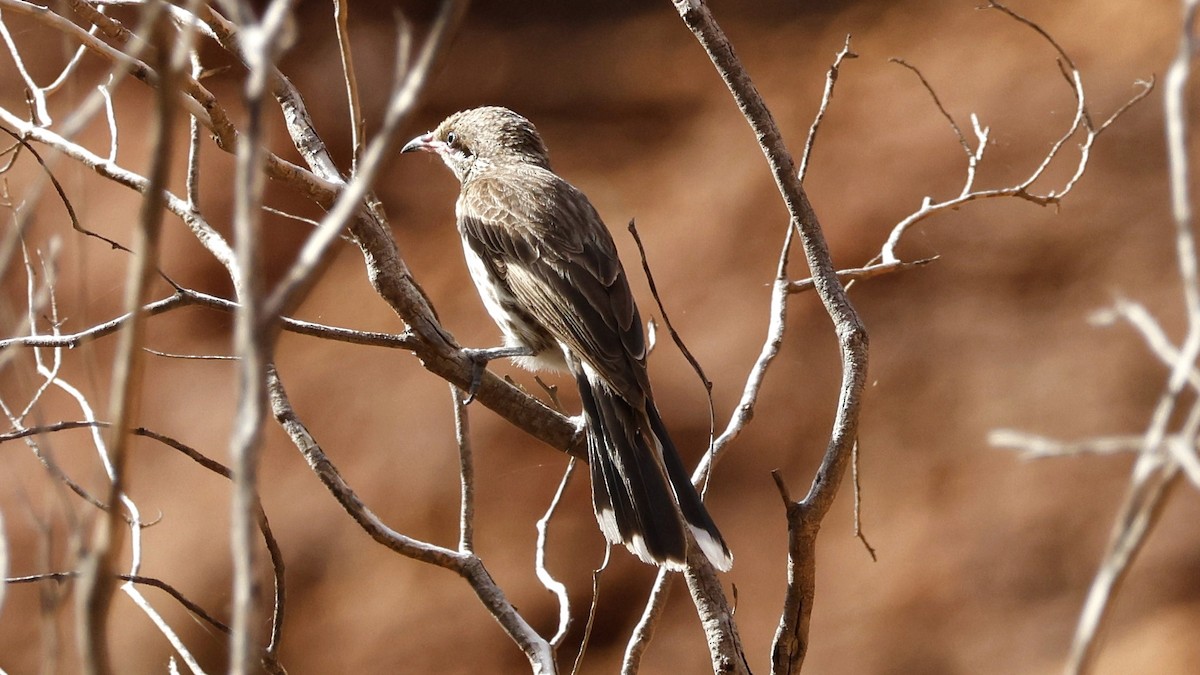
1;0;1197;672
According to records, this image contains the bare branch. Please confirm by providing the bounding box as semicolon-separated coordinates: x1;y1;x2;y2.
143;347;237;360
991;430;1151;459
226;1;300;670
535;459;576;649
259;502;287;673
789;257;936;294
620;567;673;675
6;412;289;672
880;3;1154;266
573;549;609;675
0;9;51;125
0;287;419;353
333;0;364;171
0;114;240;286
889;57;977;183
77;9;178;670
266;367;557;673
9;571;231;635
0;417;114;517
453;385;475;553
1066;453;1182;674
798;35;856;184
851;441;876;561
627;218;717;492
0;0;212;128
185;52;203;209
673;1;869;672
0;125;134;277
126;425;289;667
263;0;460;320
682;546;750;675
1053;1;1200;671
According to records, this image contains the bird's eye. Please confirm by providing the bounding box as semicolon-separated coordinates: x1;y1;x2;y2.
445;131;458;146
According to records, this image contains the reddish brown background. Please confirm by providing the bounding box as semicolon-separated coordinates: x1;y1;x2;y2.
1;1;1197;673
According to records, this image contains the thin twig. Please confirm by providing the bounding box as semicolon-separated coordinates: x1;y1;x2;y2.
851;440;876;561
798;35;856;184
4;423;112;515
262;0;455;321
452;384;474;553
0;287;419;353
0;11;49;124
9;571;231;634
259;504;287;673
880;3;1153;265
789;257;937;294
333;0;363;172
627;218;717;493
78;10;176;671
1092;299;1200;396
0;127;125;255
121;424;287;669
0;115;241;287
0;0;212;127
185;52;202;209
889;58;976;173
143;347;237;360
573;546;610;675
535;459;575;648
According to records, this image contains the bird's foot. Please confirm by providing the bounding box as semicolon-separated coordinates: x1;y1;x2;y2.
459;345;532;405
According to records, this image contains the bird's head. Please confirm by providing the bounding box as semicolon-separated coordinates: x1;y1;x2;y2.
402;106;552;183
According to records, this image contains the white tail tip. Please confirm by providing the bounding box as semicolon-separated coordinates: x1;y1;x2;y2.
690;525;733;572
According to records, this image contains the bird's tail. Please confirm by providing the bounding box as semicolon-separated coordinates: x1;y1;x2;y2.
646;402;733;572
574;367;733;571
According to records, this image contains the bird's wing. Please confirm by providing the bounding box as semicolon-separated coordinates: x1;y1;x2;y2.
459;167;650;400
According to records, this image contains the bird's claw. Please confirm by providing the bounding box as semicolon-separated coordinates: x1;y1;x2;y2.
460;348;489;405
458;345;532;405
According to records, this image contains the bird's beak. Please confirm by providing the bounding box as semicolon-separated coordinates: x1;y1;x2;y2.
402;132;439;154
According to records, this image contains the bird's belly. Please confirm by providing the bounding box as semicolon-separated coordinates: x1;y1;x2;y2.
461;238;567;372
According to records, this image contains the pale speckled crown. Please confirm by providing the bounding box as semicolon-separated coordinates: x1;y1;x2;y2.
434;106;552;170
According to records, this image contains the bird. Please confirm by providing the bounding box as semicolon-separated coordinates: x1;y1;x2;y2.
401;106;732;571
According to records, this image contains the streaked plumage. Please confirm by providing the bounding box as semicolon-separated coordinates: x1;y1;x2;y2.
402;106;732;571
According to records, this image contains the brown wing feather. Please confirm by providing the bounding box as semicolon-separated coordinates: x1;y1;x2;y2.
458;165;649;402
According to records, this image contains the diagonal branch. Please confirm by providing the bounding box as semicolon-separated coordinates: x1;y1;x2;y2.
266;367;557;673
76;8;177;671
671;2;869;673
263;0;462;320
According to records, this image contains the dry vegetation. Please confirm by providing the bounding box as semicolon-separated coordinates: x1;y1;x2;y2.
0;0;1196;673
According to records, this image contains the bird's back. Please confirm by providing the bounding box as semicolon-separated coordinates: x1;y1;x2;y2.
457;164;653;403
